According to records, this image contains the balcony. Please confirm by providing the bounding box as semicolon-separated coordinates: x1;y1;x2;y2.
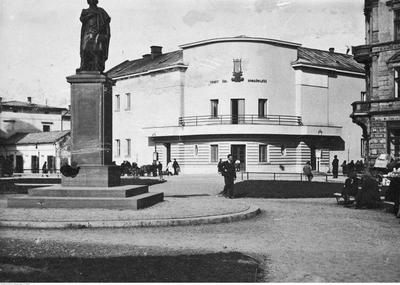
351;98;400;117
178;114;303;127
352;44;371;64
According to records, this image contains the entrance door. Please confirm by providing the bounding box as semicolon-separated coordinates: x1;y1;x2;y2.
231;145;246;171
16;155;23;173
310;146;316;170
31;155;39;173
231;99;245;124
47;156;55;173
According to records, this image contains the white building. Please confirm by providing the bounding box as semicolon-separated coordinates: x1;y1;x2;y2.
108;36;365;174
1;131;70;173
0;97;71;173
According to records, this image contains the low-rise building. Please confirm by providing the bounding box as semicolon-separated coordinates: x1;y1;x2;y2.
108;36;365;174
1;130;70;174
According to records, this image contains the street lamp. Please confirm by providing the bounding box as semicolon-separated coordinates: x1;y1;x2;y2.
152;133;158;162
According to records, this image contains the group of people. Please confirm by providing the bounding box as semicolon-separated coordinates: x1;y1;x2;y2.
152;159;180;180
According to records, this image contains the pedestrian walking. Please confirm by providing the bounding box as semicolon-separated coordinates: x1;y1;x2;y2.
42;162;48;177
166;160;173;176
347;160;355;176
220;154;236;198
173;159;180;175
157;161;163;180
303;161;313;181
332;155;339;178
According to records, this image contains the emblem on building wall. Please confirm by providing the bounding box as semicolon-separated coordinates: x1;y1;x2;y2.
231;58;244;82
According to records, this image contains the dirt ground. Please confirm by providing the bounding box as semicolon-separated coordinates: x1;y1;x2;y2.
1;174;399;282
1;196;399;282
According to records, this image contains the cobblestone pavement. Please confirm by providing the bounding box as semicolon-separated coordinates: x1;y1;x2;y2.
0;174;399;282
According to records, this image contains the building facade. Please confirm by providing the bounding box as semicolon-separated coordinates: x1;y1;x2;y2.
0;97;70;139
352;0;400;165
1;131;70;174
109;37;365;174
0;97;71;173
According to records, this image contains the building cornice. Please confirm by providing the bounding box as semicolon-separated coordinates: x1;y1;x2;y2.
179;36;301;49
291;63;365;77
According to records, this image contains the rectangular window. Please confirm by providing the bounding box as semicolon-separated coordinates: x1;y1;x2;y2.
395;69;400;98
115;139;121;157
360;91;367;101
210;145;218;162
259;144;269;162
115;95;120;111
361;138;366;158
395;10;400;41
126;139;131;156
210;99;218;117
125;93;131;110
258;99;268;117
43;125;50;132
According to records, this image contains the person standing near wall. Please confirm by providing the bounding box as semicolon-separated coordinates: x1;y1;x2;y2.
332;155;339;178
303;161;313;182
173;159;180;175
221;154;236;198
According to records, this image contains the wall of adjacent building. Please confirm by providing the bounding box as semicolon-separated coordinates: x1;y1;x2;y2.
295;68;365;164
112;70;184;166
0;111;63;139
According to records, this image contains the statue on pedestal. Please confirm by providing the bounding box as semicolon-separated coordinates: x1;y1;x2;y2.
78;0;111;73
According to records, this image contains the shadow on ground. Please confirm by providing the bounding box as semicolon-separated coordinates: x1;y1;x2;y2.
0;252;263;282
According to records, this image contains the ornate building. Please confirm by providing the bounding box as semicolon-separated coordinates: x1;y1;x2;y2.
352;0;400;165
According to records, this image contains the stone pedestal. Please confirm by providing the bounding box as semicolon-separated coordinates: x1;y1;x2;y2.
64;71;120;187
7;71;164;209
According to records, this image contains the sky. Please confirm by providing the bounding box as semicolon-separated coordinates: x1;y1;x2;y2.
0;0;365;108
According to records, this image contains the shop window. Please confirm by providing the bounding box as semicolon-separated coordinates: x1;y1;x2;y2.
259;144;269;162
210;145;218;162
258;99;268;117
210;100;218;117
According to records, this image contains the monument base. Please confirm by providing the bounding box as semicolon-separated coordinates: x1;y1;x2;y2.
62;165;120;187
7;184;164;210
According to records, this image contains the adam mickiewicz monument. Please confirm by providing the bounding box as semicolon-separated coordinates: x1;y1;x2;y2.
7;0;163;209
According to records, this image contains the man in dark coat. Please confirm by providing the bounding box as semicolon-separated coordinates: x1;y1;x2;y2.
221;154;236;198
332;155;339;178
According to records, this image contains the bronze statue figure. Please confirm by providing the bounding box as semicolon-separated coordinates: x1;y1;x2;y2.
78;0;111;73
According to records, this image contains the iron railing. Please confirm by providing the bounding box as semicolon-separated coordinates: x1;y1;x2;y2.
179;114;303;127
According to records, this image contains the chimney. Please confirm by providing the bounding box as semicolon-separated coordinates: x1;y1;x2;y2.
150;46;162;59
329;47;335;53
27;97;32;104
142;54;151;59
